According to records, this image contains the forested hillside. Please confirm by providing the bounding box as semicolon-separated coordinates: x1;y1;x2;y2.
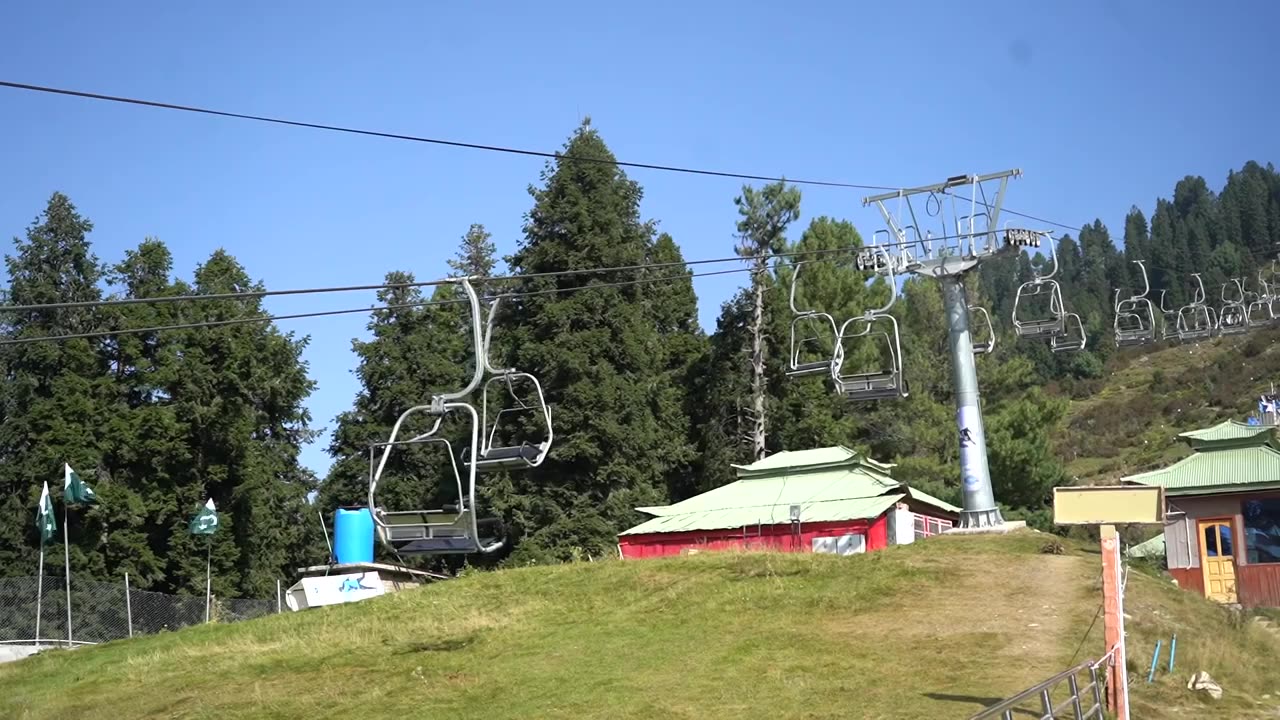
2;118;1278;589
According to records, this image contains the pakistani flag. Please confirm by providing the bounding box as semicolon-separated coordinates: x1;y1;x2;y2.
35;480;56;544
63;463;97;506
189;499;218;535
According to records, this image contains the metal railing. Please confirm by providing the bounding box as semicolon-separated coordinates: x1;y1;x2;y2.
968;658;1108;720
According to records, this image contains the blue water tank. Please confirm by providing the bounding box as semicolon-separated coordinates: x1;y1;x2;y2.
333;507;374;564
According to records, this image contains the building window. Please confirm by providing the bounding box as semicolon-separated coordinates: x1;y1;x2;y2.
914;514;953;540
812;533;866;555
1242;499;1280;564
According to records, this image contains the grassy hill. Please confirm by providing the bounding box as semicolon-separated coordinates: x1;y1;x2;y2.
1057;326;1280;485
3;531;1278;720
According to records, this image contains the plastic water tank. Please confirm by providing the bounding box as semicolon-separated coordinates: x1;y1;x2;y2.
333;507;374;564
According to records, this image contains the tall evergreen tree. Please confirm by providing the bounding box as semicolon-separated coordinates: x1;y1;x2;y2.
164;250;321;597
732;181;801;460
0;192;111;577
495;119;691;562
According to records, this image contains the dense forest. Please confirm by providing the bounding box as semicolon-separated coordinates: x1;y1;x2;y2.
3;119;1279;593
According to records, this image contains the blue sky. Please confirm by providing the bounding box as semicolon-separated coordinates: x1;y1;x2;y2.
1;0;1275;479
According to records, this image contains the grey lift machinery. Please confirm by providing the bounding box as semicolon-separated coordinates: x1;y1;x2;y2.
1113;260;1158;348
785;260;843;378
833;245;908;401
367;277;553;556
1175;273;1216;342
860;169;1075;529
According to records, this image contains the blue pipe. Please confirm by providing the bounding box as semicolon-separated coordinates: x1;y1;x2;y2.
1147;639;1163;683
1168;633;1177;674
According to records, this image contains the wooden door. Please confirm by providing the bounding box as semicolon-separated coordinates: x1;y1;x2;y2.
1198;519;1238;604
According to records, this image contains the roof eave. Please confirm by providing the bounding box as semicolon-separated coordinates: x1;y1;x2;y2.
1159;482;1280;497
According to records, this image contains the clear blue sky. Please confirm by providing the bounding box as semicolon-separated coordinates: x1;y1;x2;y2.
1;1;1275;479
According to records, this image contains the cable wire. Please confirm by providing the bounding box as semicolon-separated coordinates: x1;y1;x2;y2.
0;79;896;191
0;266;753;347
0;242;879;314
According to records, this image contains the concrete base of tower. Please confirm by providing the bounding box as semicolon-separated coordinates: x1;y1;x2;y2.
946;519;1029;536
955;506;1005;529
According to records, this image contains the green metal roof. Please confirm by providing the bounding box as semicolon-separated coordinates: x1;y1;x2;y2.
730;446;896;477
1123;444;1280;496
622;446;959;537
1177;420;1277;449
1126;533;1165;559
620;495;905;536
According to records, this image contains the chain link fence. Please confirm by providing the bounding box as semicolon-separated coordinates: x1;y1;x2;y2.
0;575;281;647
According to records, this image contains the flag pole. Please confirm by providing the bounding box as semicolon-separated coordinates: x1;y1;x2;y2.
204;537;212;623
62;504;72;647
35;544;44;648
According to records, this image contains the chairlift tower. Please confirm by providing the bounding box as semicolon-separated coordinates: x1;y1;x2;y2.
860;169;1042;529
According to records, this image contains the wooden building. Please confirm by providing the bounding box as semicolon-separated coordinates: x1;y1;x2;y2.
1122;420;1280;608
617;447;961;559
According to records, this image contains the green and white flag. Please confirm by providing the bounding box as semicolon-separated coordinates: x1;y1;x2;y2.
189;498;218;535
35;480;56;544
63;463;97;506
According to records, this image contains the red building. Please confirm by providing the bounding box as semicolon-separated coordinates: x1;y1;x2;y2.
617;447;961;559
1123;420;1280;608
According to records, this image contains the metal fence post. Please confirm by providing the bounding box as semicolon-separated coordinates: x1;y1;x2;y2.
124;572;133;638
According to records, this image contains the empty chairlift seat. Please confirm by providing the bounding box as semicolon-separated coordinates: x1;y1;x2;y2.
473;370;553;471
785;261;841;379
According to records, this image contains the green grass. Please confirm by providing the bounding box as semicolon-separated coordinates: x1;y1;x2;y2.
2;531;1277;719
1060;329;1280;485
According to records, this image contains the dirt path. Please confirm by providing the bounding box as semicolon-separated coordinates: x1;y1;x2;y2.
889;553;1097;669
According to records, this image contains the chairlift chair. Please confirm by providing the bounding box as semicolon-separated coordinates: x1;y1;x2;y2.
472;296;554;471
368;421;505;555
1011;232;1069;340
1217;279;1249;336
1175;274;1216;341
833;247;908;401
1246;273;1274;328
785;261;842;378
969;305;996;355
1157;290;1180;342
1051;312;1088;352
1113;262;1157;348
367;277;506;556
1012;281;1067;339
475;371;553;470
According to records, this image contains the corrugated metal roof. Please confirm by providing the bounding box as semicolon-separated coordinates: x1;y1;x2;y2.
637;463;899;519
1177;420;1276;446
619;495;904;535
730;446;896;476
1127;533;1165;559
903;486;963;514
1123;444;1280;494
622;446;958;536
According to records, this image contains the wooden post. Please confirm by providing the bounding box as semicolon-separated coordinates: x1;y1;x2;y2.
1053;485;1155;720
1100;524;1129;719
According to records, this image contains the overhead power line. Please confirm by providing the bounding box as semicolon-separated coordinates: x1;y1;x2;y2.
0;266;753;347
0;79;896;191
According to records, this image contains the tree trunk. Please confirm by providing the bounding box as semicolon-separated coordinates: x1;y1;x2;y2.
750;256;768;460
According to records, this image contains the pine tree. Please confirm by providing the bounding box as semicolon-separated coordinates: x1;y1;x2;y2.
495;119;689;562
165;250;320;597
732;181;801;460
0;192;113;577
643;232;706;501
